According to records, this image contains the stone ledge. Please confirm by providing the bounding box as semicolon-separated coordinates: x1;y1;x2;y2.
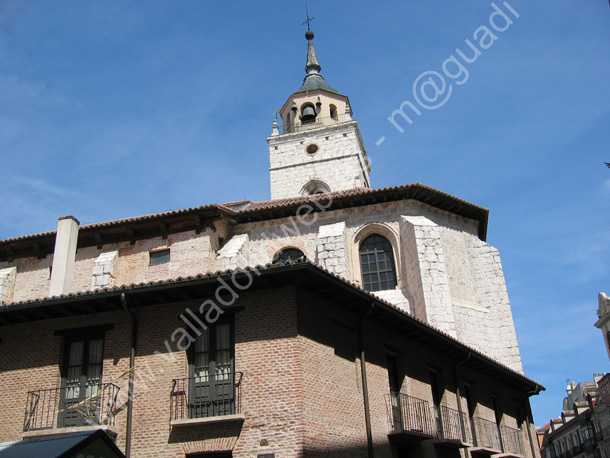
22;424;118;440
170;414;245;428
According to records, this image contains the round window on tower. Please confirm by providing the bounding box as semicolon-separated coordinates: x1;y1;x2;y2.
306;143;319;155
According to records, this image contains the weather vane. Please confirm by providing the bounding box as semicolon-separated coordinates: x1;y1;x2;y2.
301;0;315;30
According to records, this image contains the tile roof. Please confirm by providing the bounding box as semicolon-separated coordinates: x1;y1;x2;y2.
0;259;543;393
0;182;489;261
295;73;342;95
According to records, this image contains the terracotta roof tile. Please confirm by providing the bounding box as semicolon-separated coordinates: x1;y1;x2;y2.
0;182;487;246
0;259;541;390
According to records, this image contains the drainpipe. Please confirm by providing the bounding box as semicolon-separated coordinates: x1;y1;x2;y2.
358;303;375;458
453;352;473;444
121;293;137;458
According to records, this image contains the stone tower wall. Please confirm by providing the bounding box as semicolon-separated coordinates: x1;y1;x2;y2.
268;121;370;199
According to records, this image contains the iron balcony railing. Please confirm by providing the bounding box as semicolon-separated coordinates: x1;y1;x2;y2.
23;383;120;432
170;372;243;421
386;393;525;454
386;392;437;437
386;393;472;443
501;424;526;456
279;113;353;135
438;405;473;443
471;416;503;451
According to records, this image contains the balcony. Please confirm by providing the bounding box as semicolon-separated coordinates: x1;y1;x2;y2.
385;393;471;447
279;113;352;135
23;383;120;436
386;394;526;456
470;416;503;454
170;372;243;426
435;405;473;446
470;417;526;457
386;393;437;442
500;424;526;456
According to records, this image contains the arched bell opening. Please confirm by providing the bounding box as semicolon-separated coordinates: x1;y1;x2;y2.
300;103;317;124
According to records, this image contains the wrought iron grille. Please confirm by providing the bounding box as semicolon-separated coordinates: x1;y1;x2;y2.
438;405;472;443
385;392;437;437
170;372;243;421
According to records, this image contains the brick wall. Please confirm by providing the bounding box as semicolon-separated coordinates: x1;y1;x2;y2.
0;284;537;457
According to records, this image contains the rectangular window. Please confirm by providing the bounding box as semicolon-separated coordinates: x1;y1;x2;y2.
464;385;477;418
429;370;444;407
60;334;105;427
150;249;170;265
491;396;505;452
429;370;445;436
387;355;402;430
188;320;236;418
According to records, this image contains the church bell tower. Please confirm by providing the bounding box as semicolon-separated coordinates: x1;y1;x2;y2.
268;30;371;199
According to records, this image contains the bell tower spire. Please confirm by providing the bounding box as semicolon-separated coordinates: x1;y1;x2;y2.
267;25;371;200
305;30;321;75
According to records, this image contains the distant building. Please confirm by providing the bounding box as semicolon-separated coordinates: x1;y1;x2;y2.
539;374;609;458
598;374;610;405
564;375;605;411
537;423;551;458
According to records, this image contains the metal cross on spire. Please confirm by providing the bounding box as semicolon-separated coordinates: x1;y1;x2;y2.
301;0;315;30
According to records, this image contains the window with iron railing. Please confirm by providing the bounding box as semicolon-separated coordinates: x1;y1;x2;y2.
170;319;241;421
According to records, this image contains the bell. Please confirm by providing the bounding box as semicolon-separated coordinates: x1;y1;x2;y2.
301;105;316;122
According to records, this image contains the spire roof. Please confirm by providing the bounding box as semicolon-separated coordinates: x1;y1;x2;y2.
295;30;342;96
304;29;321;74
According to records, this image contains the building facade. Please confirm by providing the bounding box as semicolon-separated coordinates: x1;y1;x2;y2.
538;374;610;458
0;29;542;458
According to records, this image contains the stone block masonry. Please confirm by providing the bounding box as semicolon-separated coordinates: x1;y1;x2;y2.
400;215;456;338
91;250;119;289
268;121;370;199
0;266;16;304
316;221;349;278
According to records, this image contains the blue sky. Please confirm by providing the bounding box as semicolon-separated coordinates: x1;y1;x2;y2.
1;1;609;426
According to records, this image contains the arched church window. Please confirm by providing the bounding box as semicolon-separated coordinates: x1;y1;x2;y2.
359;234;397;292
273;248;306;264
301;180;330;196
